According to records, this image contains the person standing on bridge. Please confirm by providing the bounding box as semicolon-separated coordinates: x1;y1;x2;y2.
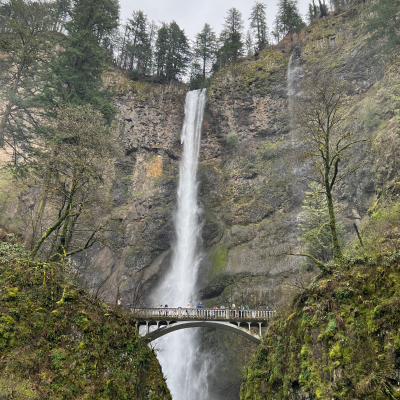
220;304;226;317
197;302;203;317
231;303;236;318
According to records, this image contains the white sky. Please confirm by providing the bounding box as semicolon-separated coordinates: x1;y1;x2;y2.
119;0;312;42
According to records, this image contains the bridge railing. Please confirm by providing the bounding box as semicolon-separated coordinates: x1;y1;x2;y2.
131;307;275;320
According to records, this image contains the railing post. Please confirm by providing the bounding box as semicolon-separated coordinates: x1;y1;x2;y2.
226;310;229;320
178;307;182;318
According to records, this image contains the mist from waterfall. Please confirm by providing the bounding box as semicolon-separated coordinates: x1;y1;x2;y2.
152;89;208;400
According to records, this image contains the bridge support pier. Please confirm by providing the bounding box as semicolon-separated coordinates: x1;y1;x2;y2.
146;321;149;335
247;322;251;331
156;321;160;329
258;323;262;337
237;322;240;328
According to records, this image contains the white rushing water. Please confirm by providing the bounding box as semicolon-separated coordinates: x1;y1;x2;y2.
153;89;208;400
287;47;303;126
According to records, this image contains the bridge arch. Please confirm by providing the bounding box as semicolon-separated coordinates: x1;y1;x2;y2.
143;320;261;344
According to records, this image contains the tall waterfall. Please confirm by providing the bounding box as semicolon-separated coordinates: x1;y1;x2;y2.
153;89;207;400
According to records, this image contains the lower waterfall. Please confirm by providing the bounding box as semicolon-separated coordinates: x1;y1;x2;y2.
152;89;208;399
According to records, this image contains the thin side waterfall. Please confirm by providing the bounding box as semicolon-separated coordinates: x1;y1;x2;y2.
153;89;207;400
287;47;303;126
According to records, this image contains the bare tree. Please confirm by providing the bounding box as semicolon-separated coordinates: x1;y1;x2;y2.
28;106;119;261
294;73;369;265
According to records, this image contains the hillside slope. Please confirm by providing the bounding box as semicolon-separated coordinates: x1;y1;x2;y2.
241;204;400;399
0;233;170;400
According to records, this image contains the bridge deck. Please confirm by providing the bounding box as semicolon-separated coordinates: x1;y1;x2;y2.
131;307;274;322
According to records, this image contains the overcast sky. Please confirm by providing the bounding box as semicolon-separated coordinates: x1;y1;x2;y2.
119;0;312;42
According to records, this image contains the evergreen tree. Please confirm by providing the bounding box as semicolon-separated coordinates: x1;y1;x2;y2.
0;0;57;153
155;23;169;78
218;8;244;64
193;23;217;88
318;0;328;17
245;30;254;56
125;11;151;75
271;18;282;43
250;2;269;52
44;0;120;122
298;182;345;270
155;21;190;81
188;61;204;90
367;0;400;49
307;1;319;22
276;0;305;40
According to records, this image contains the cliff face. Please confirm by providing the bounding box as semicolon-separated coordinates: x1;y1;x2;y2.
77;1;383;313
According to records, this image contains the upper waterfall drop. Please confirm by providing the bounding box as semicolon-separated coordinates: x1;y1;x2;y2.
154;88;207;308
152;89;208;400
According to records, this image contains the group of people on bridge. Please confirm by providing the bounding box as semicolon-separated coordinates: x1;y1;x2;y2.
153;302;271;319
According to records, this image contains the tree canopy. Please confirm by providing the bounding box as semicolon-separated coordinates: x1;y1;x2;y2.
250;2;269;52
275;0;305;40
155;21;191;81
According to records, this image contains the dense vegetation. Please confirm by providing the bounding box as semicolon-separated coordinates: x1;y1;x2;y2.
0;231;170;399
241;200;400;399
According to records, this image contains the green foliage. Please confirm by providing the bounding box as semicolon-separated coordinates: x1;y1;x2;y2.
193;23;218;88
120;10;152;76
298;182;345;270
0;232;27;263
0;237;171;400
44;0;119;123
0;0;58;150
217;8;245;66
25;105;120;261
226;134;239;147
209;243;229;279
155;21;191;81
250;2;269;52
362;99;382;132
275;0;305;39
241;251;400;399
367;0;400;50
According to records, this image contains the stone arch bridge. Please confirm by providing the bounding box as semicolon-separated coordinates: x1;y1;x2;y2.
131;308;275;344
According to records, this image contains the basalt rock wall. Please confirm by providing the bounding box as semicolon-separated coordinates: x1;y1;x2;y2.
82;2;383;312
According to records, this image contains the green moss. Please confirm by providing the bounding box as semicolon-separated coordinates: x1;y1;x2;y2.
209;244;229;279
0;235;171;400
256;140;285;161
209;51;285;97
241;249;400;399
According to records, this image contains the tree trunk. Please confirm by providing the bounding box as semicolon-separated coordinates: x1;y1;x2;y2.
319;0;328;17
325;188;343;264
202;56;206;89
30;206;70;259
312;0;318;16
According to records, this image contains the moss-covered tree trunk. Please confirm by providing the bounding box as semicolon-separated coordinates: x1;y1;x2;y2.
326;188;343;264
